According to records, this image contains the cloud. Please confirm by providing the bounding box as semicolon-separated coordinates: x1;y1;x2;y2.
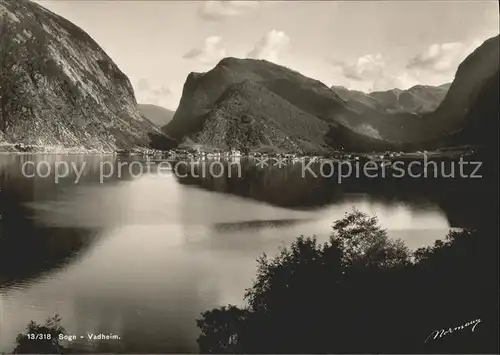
150;86;173;97
197;1;260;21
328;39;487;92
247;29;290;63
135;79;176;109
407;42;464;72
183;36;227;65
407;39;483;73
137;78;150;91
392;72;420;90
329;53;421;92
330;53;386;81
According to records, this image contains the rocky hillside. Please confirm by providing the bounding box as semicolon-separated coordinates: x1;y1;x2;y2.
138;104;175;128
193;80;332;154
0;0;174;152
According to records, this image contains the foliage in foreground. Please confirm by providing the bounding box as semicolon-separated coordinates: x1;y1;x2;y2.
197;209;498;353
13;315;66;354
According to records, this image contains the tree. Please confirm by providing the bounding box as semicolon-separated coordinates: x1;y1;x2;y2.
13;315;66;354
331;208;411;268
197;305;251;353
197;210;413;353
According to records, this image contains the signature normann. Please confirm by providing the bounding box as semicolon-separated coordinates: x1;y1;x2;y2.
425;318;481;343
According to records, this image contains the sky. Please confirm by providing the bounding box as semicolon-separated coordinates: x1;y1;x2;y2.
35;0;499;111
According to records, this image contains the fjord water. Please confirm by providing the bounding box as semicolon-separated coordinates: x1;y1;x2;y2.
0;155;453;352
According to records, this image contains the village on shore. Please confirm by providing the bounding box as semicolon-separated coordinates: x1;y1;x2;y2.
117;144;477;166
5;141;476;166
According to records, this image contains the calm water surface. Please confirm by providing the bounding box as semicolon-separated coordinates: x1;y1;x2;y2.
0;155;454;352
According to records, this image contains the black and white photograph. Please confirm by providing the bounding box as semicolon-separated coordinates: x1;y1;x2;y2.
0;0;499;353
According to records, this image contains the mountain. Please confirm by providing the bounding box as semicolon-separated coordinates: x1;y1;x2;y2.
444;47;499;155
0;0;174;152
190;80;332;154
425;35;499;140
373;85;449;114
439;83;452;90
458;69;499;153
331;84;450;115
163;57;344;153
138;104;175;128
164;58;429;153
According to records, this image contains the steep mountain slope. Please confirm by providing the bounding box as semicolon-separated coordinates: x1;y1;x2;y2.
0;0;173;152
447;69;499;153
424;35;499;138
193;80;332;154
138;104;175;128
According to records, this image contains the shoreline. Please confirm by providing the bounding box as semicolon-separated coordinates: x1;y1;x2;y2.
0;142;477;158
